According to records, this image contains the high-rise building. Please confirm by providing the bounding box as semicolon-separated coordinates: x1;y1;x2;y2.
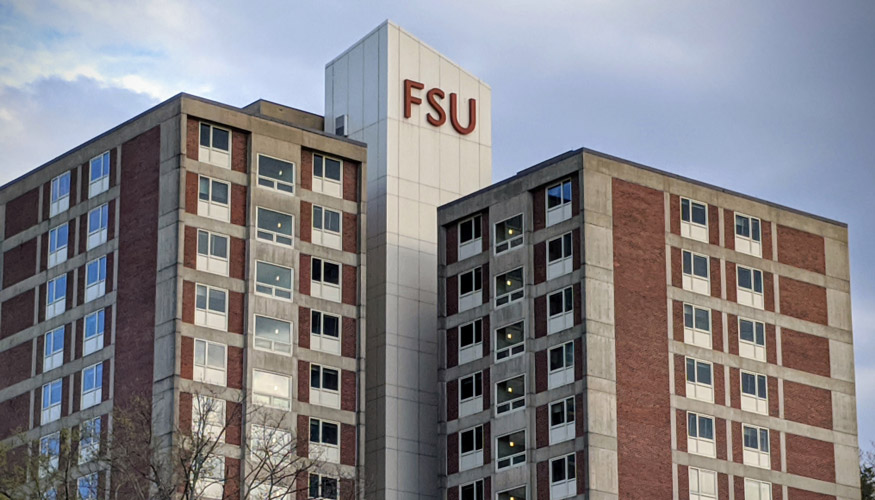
436;149;860;500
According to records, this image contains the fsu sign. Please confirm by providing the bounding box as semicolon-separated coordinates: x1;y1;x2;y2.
403;79;477;135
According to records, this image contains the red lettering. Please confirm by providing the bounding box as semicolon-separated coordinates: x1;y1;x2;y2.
450;93;477;135
426;88;447;126
404;79;424;118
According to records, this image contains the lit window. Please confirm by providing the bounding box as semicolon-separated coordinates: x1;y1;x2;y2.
194;339;227;386
460;480;484;500
309;473;338;499
77;472;99;500
195;284;228;330
547;286;574;334
685;358;714;403
253;370;291;410
459;425;484;471
550;453;577;499
458;214;482;261
255;261;293;300
495;321;524;362
497;487;526;500
744;478;772;500
548;341;574;389
735;213;762;257
199;123;231;168
736;265;764;309
78;417;101;464
686;412;715;457
547;232;573;279
683;304;711;348
742;425;771;469
310;310;341;355
312;153;342;197
193;395;225;440
39;432;60;477
41;379;62;423
198;176;230;221
682;250;710;295
494;214;523;254
738;318;766;361
197;229;229;276
46;274;67;319
194;454;224;500
309;418;340;463
257;154;294;194
249;424;292;463
459;266;483;312
48;223;69;268
310;364;340;409
257;207;294;246
495;267;524;307
81;362;103;409
495;375;525;415
89;151;110;198
254;315;292;355
313;205;342;250
459;371;483;418
496;430;526;470
546;180;572;227
311;258;340;302
550;396;575;445
681;197;708;242
49;172;70;217
87;204;109;250
43;327;64;373
741;371;768;415
85;256;107;302
689;467;718;500
458;319;483;365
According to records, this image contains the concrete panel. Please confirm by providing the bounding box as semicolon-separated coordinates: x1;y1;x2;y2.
827;288;852;330
588;390;618;437
829;339;856;382
584;169;613;217
586;278;615;325
825;237;851;280
835;444;861;487
587;334;616;381
585;224;614;270
832;391;858;434
589;446;619;494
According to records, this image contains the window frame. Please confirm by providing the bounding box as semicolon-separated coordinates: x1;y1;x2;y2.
458;266;484;312
309;363;341;409
310;310;341;355
686;411;716;457
458;214;483;248
77;472;99;500
546;231;573;279
734;212;762;257
255;261;294;301
550;453;577;499
193;394;226;440
308;472;339;500
256;207;294;247
740;370;769;415
495;267;524;307
497;487;527;500
78;416;101;464
41;379;62;423
549;396;576;445
43;326;64;373
683;303;712;348
313;153;343;183
85;255;107;302
459;479;484;500
195;283;229;330
495;429;526;471
494;214;523;255
197;175;231;221
311;257;341;302
257;153;295;195
458;319;483;365
312;204;342;250
46;274;67;319
685;357;714;403
548;341;575;389
49;172;71;217
547;286;574;334
682;249;711;295
742;424;771;469
743;478;773;500
738;317;767;361
48;223;69;268
459;371;483;404
81;362;103;409
459;425;484;470
87;203;109;250
546;179;573;227
196;229;229;276
193;338;228;387
495;374;525;416
89;151;111;198
253;314;292;355
689;467;718;500
39;431;60;477
253;369;291;410
736;264;765;309
199;122;231;169
680;197;709;242
495;320;525;362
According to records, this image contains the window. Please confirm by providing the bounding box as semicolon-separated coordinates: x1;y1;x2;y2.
550;453;577;499
736;265;764;309
197;230;229;276
255;261;293;300
312;153;342;197
459;371;483;417
548;286;574;334
39;432;60;477
78;417;101;464
85;256;107;302
194;339;227;386
310;364;340;409
249;424;292;462
495;375;525;415
77;472;99;500
459;266;483;311
548;341;574;389
253;370;291;410
310;310;340;355
744;478;772;500
686;412;715;457
735;213;762;257
683;304;712;348
254;315;292;355
48;223;69;268
689;467;718;500
44;327;64;372
458;214;482;260
459;425;484;471
497;487;526;500
87;204;109;250
739;318;766;361
257;207;294;246
495;321;524;361
193;395;225;440
309;418;340;463
460;480;484;500
46;274;67;319
257;154;294;194
495;267;524;307
741;371;768;415
199;122;231;168
550;396;576;445
495;214;523;254
81;362;103;409
41;379;62;423
546;180;572;226
195;284;228;330
685;358;714;403
496;430;526;470
89;151;110;198
547;232;573;279
313;205;342;250
682;250;710;295
459;319;483;365
309;474;338;499
311;258;340;302
198;176;230;221
742;425;771;468
681;197;708;242
194;455;225;499
49;172;70;217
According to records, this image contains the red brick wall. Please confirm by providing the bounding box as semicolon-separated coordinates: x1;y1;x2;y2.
762;222;773;260
300;149;313;191
535;350;547;393
181;280;195;324
482;368;491;410
446;327;458;368
482;315;491;357
482;263;490;302
183;225;197;269
674;355;686;396
446;224;458;265
483;422;491;464
771;429;782;472
712;310;724;352
671;246;682;288
710;256;722;298
341;370;356;411
676;410;687;452
0;340;31;392
672;301;684;342
226;400;242;445
446;379;458;421
446;275;458;316
670;194;680;235
186;117;199;161
766;324;778;365
784;381;832;429
3;238;36;287
726;262;737;303
231;130;247;174
180;336;193;379
536;461;549;500
533;242;546;284
227;347;243;389
230;236;245;280
764;271;775;312
612;179;671;499
723;209;735;250
447;432;458;474
231;184;247;226
299;254;311;296
786;434;835;482
184;171;198;214
777;225;826;274
731;421;742;463
228;291;244;334
297;415;309;457
342;265;357;305
223;457;241;499
714;362;725;406
298;307;310;349
768;376;779;417
4;188;39;237
786;488;835;500
1;290;34;340
0;393;29;439
575;393;584;437
300;201;312;243
343;212;357;253
343;161;358;202
729;368;741;409
178;392;192;434
782;329;830;377
535;404;548;448
533;187;545;231
573;283;583;326
534;295;547;338
480;211;490;251
708;205;719;245
297;361;309;403
780;277;828;325
342;317;356;358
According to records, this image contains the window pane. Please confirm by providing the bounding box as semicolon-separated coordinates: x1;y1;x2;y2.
255;316;291;343
753;271;763;293
742;373;756;394
550;402;565;426
207;343;224;368
200;124;211;147
743;426;758;448
460;271;473;294
548;237;563;261
752;219;761;242
757;375;767;398
740;320;754;341
684;304;693;328
459;219;473;242
564;288;573;310
736;215;749;237
549;347;563;370
311;366;321;388
759;429;769;451
211;235;227;258
562;181;572;202
686;359;696;382
698;417;713;439
551;459;566;481
565;344;574;366
212;128;229;151
496;322;523;352
755;323;765;345
259;155;294;184
312;258;323;282
688;414;697;437
693;255;708;277
322;422;338;445
323;262;340;284
258;208;293;237
325;158;341;181
683;251;692;274
547;184;562;208
682;198;690;222
313;205;324;230
256;262;291;289
196;285;207;309
211;181;228;204
310;420;320;442
694;308;709;330
322;369;339;391
325;210;341;232
197;231;209;255
195;340;206;365
323;315;339;337
496;215;523;244
208;289;225;312
738;267;752;288
314;155;323;177
548;291;563;316
697;363;711;385
691;203;707;225
198;177;210;200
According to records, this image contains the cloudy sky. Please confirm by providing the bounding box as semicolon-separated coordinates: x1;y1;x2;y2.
1;1;873;448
